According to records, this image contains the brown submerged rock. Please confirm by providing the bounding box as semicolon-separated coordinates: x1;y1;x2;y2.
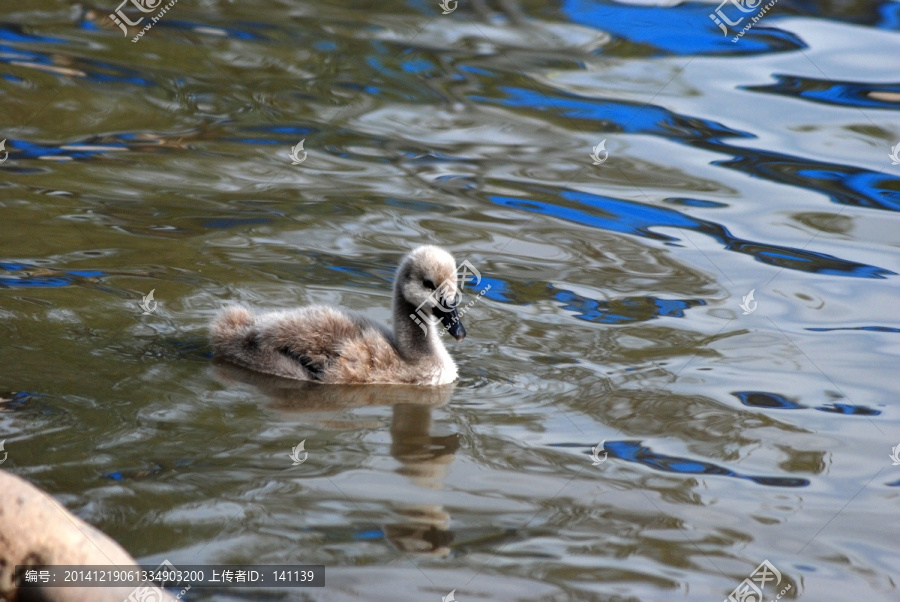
0;469;175;602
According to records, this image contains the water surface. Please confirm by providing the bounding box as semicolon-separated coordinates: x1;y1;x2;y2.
1;1;900;600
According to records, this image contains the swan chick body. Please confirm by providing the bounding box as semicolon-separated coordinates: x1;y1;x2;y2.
210;245;466;385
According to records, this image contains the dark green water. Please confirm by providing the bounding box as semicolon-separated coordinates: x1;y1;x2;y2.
2;1;900;600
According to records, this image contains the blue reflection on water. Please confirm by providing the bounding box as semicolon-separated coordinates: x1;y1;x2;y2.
489;191;895;278
603;440;810;487
746;75;900;110
475;86;900;214
553;286;705;324
560;0;805;55
0;263;106;288
734;391;881;416
807;326;900;333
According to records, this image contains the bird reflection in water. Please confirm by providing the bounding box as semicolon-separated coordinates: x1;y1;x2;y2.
212;358;459;556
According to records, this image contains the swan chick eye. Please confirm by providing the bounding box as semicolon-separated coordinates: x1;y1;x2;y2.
423;279;436;290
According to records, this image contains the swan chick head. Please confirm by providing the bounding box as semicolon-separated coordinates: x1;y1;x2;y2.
397;245;466;341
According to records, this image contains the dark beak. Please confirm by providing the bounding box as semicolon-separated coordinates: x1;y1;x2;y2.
435;302;466;341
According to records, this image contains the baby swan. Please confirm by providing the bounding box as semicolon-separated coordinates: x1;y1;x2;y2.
210;245;467;385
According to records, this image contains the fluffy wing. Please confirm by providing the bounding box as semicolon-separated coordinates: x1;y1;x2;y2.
262;306;390;378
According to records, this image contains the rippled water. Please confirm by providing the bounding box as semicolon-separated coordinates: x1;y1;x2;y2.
2;1;900;600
